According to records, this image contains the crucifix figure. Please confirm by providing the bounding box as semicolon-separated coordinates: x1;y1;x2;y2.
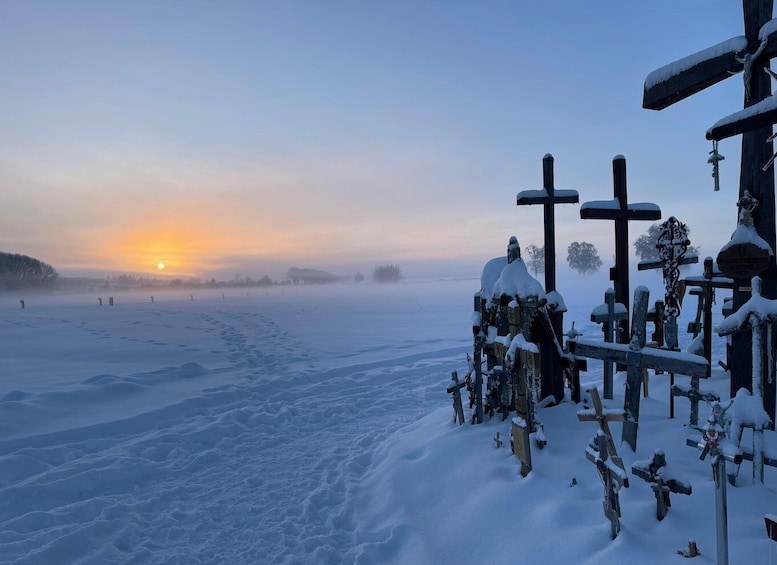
573;287;710;451
643;0;777;402
517;154;580;404
580;156;662;346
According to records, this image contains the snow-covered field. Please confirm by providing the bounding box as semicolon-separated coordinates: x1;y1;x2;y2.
1;278;776;564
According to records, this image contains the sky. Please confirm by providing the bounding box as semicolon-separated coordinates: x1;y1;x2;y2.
0;1;765;281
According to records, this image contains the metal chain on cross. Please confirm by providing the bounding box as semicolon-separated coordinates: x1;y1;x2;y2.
708;140;724;191
656;217;690;320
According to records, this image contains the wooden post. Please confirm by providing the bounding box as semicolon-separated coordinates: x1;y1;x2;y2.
19;300;24;309
580;156;662;347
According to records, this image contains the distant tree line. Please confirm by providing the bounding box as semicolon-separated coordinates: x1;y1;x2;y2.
286;267;341;285
0;252;58;291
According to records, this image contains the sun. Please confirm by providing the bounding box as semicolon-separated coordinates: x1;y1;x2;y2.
157;262;166;270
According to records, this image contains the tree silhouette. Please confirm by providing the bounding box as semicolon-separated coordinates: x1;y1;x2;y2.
0;252;58;291
372;265;402;283
524;244;545;276
635;222;699;262
566;242;602;275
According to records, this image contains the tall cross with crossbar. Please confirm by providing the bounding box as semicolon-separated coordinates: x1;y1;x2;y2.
580;156;662;346
643;1;777;397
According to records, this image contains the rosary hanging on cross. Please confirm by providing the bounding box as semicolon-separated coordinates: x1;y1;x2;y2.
708;140;724;191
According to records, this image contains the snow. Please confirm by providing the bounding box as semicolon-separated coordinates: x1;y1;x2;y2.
591;301;627;318
644;36;749;90
491;256;545;302
707;94;777;137
516;188;579;201
719;223;774;255
579;200;661;214
479;256;507;308
2;280;777;563
759;17;777;42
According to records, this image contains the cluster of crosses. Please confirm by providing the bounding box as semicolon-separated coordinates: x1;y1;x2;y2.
445;2;777;561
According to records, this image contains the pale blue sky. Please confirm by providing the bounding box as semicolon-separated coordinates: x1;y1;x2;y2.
0;1;760;280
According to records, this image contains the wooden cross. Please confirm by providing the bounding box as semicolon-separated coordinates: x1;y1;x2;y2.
517;154;579;405
447;370;466;425
573;287;710;451
580;156;662;346
589;288;628;399
643;0;777;405
631;449;692;521
577;388;629;539
516;154;579;294
675;258;732;427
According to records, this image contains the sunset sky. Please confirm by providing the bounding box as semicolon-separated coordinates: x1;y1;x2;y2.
0;1;762;280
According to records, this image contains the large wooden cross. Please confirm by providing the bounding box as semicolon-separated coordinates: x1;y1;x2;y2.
516;154;580;293
643;0;777;399
573;286;709;451
580;156;662;346
517;155;580;404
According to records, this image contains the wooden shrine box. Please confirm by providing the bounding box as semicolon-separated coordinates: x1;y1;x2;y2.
717;242;771;279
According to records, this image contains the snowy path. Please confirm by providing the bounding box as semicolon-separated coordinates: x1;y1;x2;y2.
0;284;471;564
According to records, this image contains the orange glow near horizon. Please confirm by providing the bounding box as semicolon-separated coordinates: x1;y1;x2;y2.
110;226;218;276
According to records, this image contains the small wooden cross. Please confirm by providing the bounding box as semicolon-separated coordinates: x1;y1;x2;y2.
577;388;627;475
580;156;661;347
589;288;628;399
684;258;734;364
446;370;466;426
584;429;629;539
631;449;692;521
